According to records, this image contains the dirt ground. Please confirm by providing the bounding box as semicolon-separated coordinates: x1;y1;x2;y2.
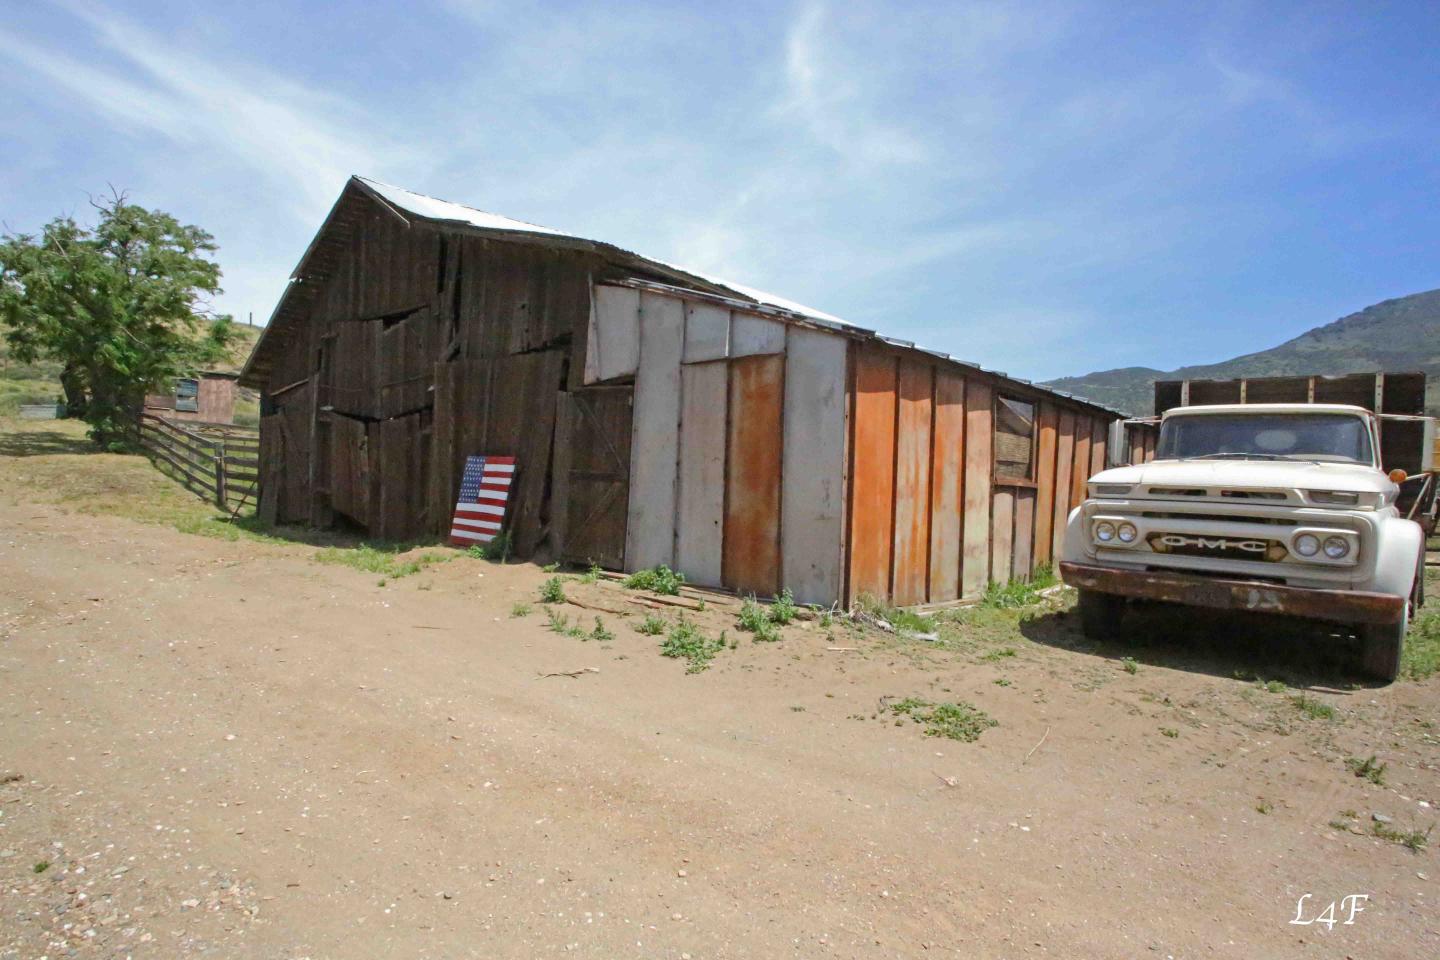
1;429;1437;958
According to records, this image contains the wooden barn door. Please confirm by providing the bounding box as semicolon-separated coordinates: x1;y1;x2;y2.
552;387;633;569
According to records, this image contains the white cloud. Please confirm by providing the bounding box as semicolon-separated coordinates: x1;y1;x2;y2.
775;0;930;167
20;1;415;221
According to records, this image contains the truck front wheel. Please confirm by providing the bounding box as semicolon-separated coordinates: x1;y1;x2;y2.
1359;620;1403;683
1076;589;1126;641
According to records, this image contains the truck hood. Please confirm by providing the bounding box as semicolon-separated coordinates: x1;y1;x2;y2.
1091;459;1394;496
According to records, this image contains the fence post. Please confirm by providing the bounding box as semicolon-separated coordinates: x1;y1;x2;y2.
213;441;227;510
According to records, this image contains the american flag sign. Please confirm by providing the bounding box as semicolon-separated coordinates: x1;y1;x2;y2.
449;455;516;546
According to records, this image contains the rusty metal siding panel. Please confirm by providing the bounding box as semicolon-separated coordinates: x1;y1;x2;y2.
846;347;897;604
731;315;786;357
723;354;784;597
1033;403;1059;566
625;291;685;571
927;371;966;602
991;487;1015;585
683;302;730;363
891;359;934;606
1012;489;1036;580
586;284;641;383
676;361;728;588
1051;410;1076;561
960;378;994;598
781;327;848;606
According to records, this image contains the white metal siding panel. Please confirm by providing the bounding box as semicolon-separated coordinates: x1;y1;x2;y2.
780;327;847;606
586;285;640;383
624;291;684;570
731;315;786;357
683;302;729;363
675;362;728;586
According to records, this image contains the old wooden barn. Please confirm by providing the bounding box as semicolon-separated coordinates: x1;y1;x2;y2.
240;177;1125;607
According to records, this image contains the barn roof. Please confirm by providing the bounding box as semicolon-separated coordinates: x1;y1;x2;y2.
241;176;1126;417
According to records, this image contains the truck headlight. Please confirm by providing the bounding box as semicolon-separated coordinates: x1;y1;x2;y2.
1117;522;1137;543
1294;534;1320;557
1323;536;1350;559
1095;521;1116;543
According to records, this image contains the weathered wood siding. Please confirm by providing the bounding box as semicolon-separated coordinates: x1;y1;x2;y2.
839;341;1118;607
256;187;585;551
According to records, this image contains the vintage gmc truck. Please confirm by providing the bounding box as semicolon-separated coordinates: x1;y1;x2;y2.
1060;403;1433;681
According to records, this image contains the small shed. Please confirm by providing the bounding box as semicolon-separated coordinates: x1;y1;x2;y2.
241;177;1125;607
143;371;240;424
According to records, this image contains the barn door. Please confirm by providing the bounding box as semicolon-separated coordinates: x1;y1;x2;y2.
552;387;633;569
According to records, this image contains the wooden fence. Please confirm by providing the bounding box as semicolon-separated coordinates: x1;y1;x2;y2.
137;414;260;512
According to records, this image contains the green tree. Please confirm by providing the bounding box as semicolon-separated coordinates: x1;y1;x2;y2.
0;191;233;447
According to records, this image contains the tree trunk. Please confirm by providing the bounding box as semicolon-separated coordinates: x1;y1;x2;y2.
60;364;88;418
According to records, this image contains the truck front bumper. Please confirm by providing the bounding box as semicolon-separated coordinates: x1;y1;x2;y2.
1058;561;1406;625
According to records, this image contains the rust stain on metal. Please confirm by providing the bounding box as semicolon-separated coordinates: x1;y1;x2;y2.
960;378;993;598
1071;418;1094;508
846;347;898;603
1050;409;1076;563
927;371;966;602
724;354;784;597
891;359;933;605
1059;561;1406;624
1032;403;1059;566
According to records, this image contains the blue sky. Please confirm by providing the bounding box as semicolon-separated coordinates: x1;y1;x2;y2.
3;0;1437;381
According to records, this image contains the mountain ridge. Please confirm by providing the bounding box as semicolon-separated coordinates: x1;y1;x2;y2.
1043;288;1440;416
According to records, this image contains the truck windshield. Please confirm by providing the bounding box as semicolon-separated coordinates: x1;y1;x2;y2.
1156;413;1374;464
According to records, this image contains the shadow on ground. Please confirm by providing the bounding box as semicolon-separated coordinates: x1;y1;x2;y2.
1020;602;1372;691
0;428;95;457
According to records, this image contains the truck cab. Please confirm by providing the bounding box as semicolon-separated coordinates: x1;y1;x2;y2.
1059;403;1427;681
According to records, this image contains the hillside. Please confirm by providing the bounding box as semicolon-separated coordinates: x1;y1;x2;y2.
0;321;262;418
1045;287;1440;416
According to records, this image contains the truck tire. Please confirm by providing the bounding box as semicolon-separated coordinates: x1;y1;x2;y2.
1077;589;1125;641
1360;557;1417;684
1359;620;1403;684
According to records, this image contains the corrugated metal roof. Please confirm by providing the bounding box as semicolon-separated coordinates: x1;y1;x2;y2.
358;177;852;328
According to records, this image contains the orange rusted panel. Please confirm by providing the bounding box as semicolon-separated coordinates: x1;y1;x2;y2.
846;347;897;604
1050;410;1076;561
927;371;966;602
724;354;784;598
1033;403;1059;566
891;359;933;605
960;378;993;598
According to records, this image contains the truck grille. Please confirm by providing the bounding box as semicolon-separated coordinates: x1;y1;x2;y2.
1145;533;1289;563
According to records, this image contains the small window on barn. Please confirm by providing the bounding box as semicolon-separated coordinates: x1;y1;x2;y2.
994;396;1036;481
175;378;200;413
